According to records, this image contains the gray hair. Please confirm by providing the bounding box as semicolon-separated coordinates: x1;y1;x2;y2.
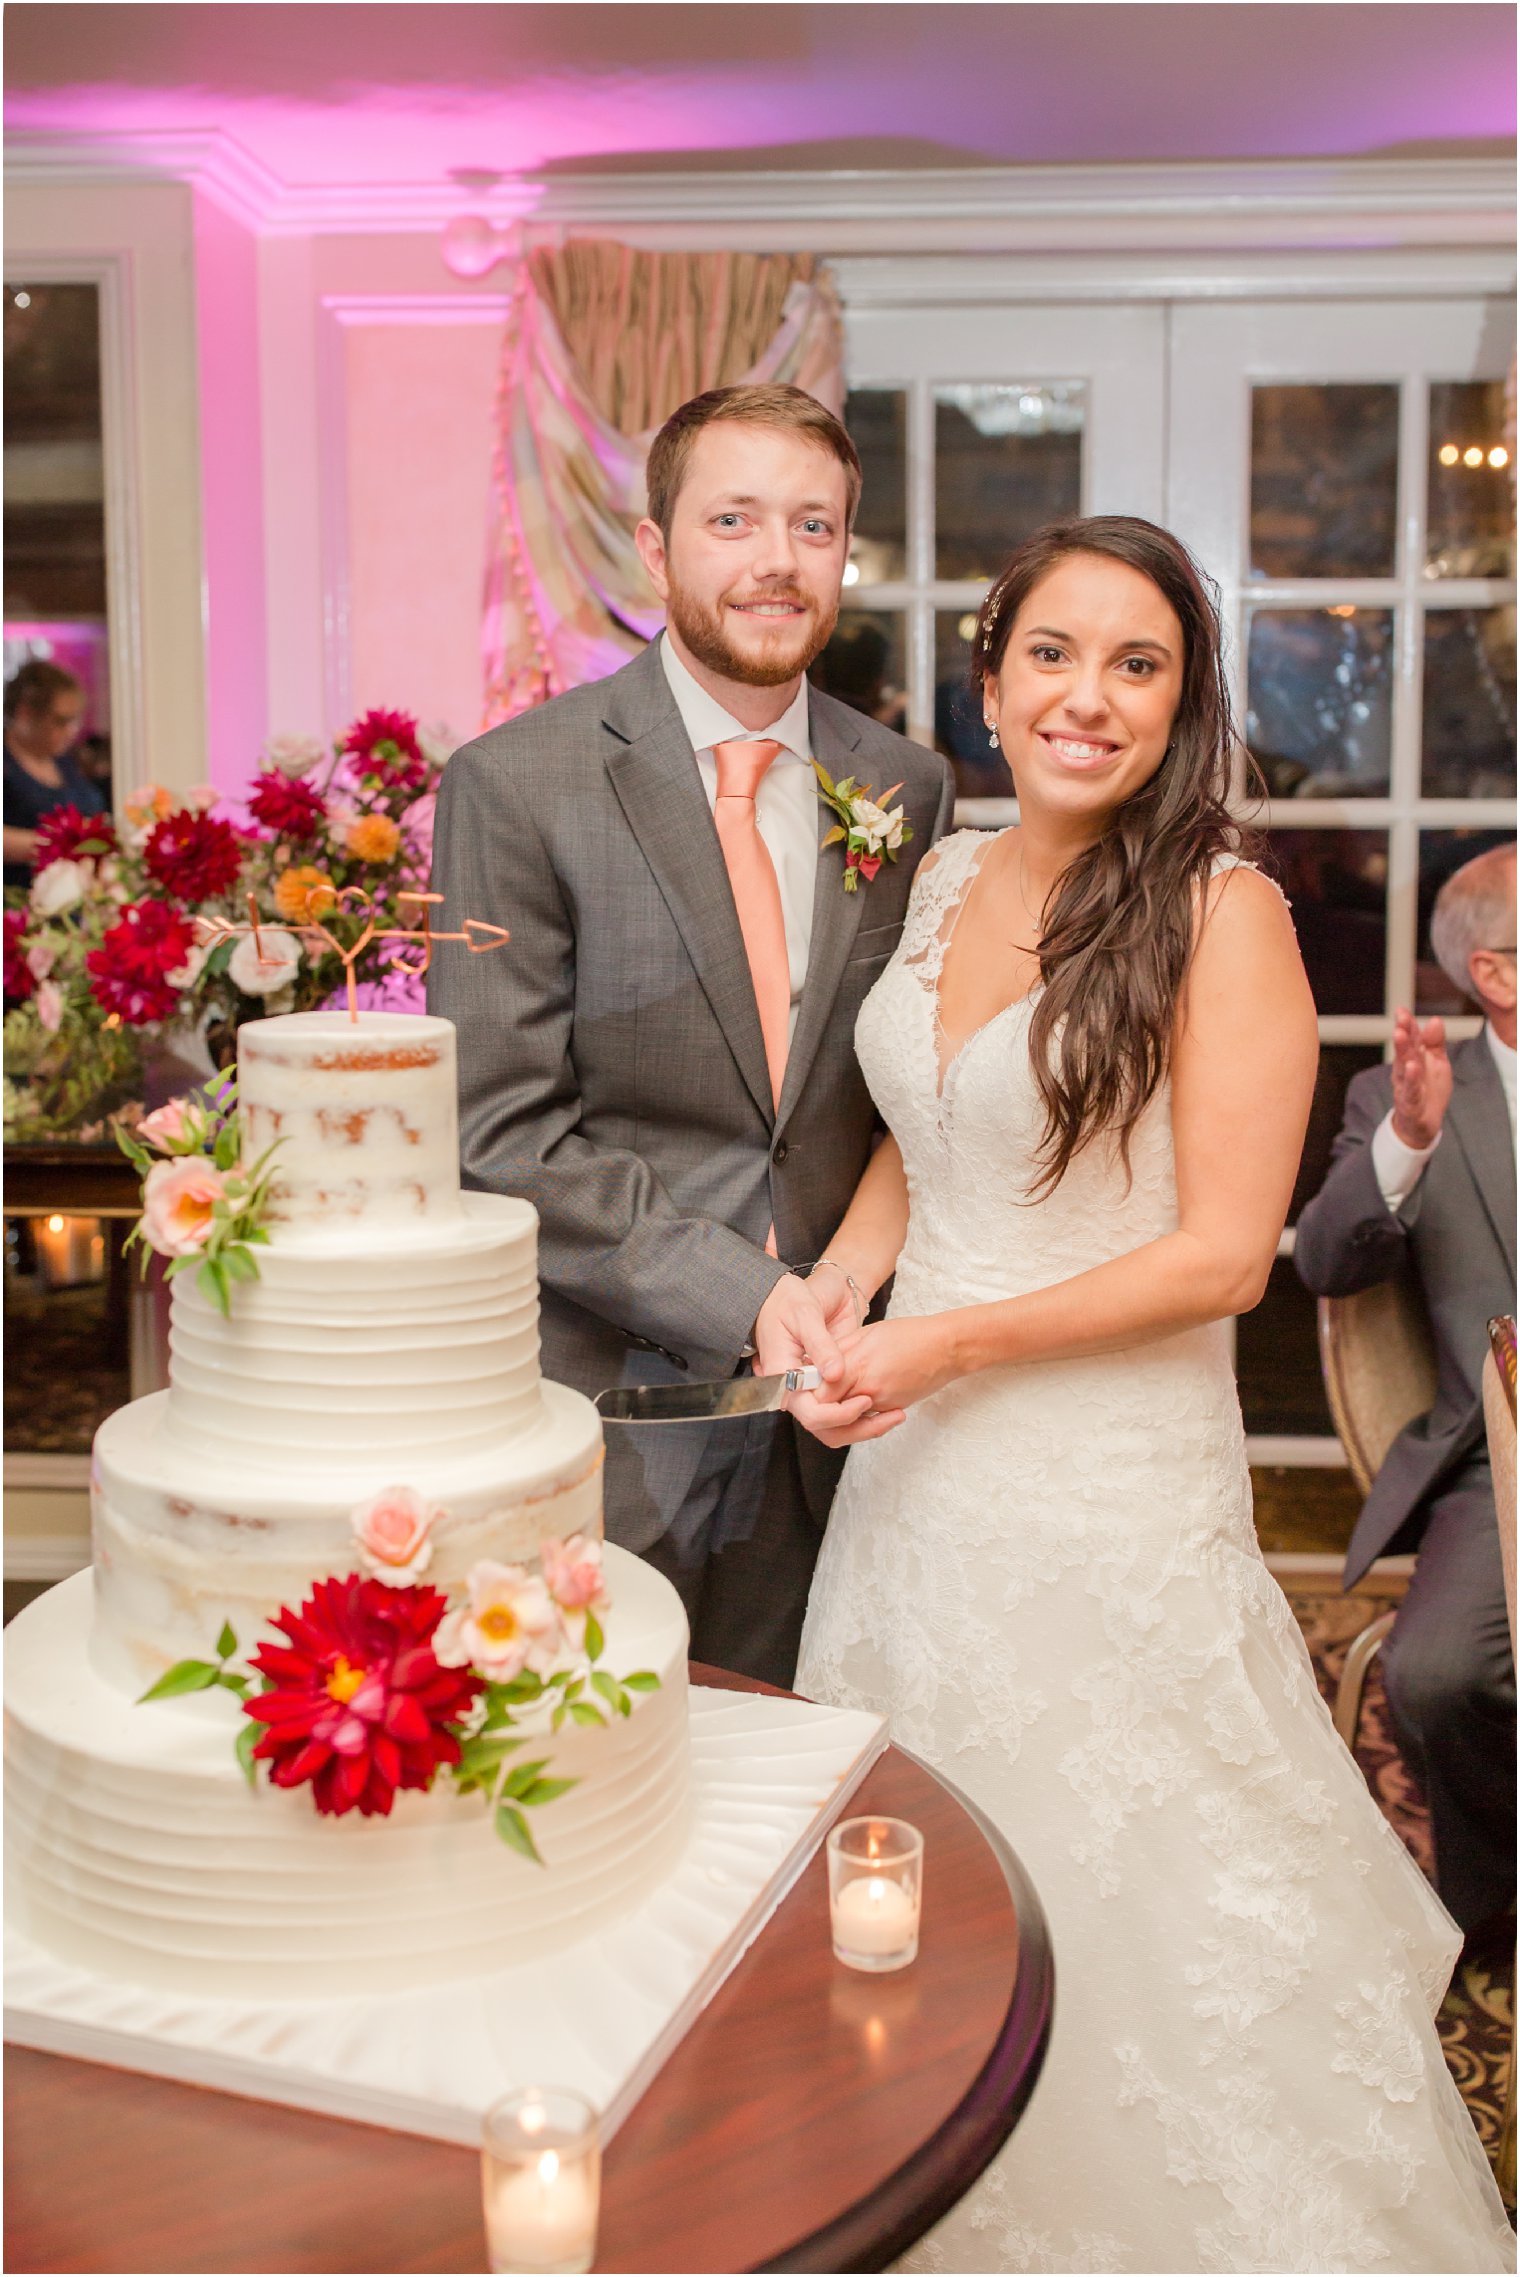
1429;842;1517;1000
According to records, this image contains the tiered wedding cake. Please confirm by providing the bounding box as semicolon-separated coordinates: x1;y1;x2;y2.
5;1012;692;1999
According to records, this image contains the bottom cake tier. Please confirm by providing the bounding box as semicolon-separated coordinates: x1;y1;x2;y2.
4;1548;691;2000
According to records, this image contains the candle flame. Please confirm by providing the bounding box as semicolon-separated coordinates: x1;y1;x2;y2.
47;1214;64;1234
537;2149;561;2187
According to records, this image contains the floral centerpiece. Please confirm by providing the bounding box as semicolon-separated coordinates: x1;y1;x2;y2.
3;709;446;1144
141;1497;658;1862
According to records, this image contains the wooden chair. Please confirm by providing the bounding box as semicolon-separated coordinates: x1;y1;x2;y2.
1482;1316;1516;2207
1316;1275;1438;1751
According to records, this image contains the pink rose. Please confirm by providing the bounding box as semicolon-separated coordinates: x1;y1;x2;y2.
35;979;63;1032
540;1533;609;1647
140;1157;228;1258
432;1560;563;1681
349;1485;441;1586
25;938;56;981
136;1096;195;1152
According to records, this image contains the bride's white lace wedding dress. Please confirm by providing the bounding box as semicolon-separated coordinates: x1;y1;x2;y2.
796;831;1513;2274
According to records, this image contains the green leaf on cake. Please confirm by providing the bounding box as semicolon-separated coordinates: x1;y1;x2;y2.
590;1670;626;1714
137;1658;223;1702
582;1610;605;1663
499;1758;552;1801
621;1671;661;1692
493;1803;543;1864
213;1124;239;1171
566;1700;606;1727
515;1775;578;1809
214;1669;250;1699
215;1621;239;1661
234;1718;262;1788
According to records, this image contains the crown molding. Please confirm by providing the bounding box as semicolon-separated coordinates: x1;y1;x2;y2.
5;132;1514;254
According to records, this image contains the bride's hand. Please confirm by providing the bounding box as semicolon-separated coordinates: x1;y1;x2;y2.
830;1316;960;1415
786;1328;904;1448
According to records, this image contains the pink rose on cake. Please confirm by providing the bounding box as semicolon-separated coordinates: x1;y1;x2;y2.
136;1096;196;1152
433;1560;563;1681
350;1486;441;1586
140;1157;228;1257
540;1533;610;1650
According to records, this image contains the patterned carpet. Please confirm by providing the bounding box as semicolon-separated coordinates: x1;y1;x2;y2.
1284;1575;1514;2186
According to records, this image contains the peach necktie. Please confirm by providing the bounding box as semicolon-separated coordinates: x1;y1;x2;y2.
712;738;790;1112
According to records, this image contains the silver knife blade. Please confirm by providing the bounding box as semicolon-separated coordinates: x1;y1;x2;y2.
595;1366;821;1424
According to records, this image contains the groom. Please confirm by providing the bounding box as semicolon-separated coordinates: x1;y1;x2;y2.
430;382;952;1684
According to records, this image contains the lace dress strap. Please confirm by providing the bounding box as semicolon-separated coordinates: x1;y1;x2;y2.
1208;849;1294;917
900;829;995;989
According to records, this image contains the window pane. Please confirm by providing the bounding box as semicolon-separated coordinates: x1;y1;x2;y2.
1426;380;1516;581
934;383;1083;582
843;389;906;585
1290;1043;1385;1222
1236;1256;1333;1436
934;608;1012;798
1249;383;1399;581
810;609;907;736
1247;608;1394;797
1421;606;1517;798
1416;827;1516;1014
1270;829;1388;1014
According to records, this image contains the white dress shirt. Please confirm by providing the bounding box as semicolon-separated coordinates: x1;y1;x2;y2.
659;635;818;1043
1370;1021;1517;1214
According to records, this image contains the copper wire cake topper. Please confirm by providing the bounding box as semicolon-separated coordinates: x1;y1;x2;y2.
197;890;510;1022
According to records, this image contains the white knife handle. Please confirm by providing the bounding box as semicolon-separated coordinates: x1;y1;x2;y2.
782;1366;823;1394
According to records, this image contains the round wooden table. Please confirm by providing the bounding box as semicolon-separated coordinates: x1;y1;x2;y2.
4;1667;1053;2275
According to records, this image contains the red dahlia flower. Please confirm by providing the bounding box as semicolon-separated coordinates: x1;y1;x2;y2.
4;908;36;1000
245;1573;482;1818
341;707;427;791
34;804;117;868
85;899;197;1025
246;769;326;838
143;809;243;901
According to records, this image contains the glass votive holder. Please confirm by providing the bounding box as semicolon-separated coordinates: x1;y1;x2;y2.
482;2086;600;2276
827;1816;923;1973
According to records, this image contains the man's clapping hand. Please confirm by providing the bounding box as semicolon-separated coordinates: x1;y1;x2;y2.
1390;1006;1453;1151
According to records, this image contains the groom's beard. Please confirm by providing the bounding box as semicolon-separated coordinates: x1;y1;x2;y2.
665;577;840;689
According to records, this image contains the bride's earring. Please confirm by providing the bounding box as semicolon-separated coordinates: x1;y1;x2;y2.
985;720;999;749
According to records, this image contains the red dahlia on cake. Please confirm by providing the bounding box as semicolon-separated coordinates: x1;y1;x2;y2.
245;1573;482;1818
143;808;243;901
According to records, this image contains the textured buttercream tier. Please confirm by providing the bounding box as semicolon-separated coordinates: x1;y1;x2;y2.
92;1379;605;1693
164;1192;542;1469
238;1011;462;1228
6;1557;692;1999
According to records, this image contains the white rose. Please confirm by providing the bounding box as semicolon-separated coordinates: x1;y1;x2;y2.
166;942;209;990
849;797;892;854
228;926;303;997
29;858;90;917
264;733;327;779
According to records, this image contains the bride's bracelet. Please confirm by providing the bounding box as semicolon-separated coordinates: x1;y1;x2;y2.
804;1256;868;1328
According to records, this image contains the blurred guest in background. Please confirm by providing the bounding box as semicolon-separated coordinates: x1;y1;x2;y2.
1296;841;1516;1951
3;659;104;890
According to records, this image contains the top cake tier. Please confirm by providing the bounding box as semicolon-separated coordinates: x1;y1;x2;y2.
238;1011;462;1228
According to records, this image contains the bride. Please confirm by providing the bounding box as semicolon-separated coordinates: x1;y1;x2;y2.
791;517;1512;2272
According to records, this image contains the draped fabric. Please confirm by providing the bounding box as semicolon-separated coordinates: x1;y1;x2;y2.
481;245;845;726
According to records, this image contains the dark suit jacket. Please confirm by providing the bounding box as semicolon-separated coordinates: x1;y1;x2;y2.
428;639;954;1550
1294;1033;1516;1585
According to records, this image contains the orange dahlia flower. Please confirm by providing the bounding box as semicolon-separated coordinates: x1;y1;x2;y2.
344;813;402;864
274;865;337;923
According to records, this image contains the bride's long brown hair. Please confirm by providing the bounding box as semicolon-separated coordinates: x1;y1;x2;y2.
972;515;1261;1195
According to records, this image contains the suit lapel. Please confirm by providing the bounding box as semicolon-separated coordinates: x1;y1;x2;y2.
776;692;867;1129
1446;1032;1516;1278
602;650;775;1126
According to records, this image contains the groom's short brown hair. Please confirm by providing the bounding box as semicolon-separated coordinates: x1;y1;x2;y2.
645;384;861;539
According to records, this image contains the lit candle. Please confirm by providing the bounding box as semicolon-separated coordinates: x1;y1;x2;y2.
482;2088;600;2276
833;1874;916;1956
827;1816;924;1974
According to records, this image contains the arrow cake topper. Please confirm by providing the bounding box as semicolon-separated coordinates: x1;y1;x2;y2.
196;889;511;1022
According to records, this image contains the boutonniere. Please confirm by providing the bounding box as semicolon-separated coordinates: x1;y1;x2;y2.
813;762;914;893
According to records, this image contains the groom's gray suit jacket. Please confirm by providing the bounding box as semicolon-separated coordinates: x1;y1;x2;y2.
428;640;954;1552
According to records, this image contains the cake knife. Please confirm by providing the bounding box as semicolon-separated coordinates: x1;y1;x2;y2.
595;1366;821;1423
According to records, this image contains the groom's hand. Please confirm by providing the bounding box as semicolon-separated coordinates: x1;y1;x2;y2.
754;1273;849;1388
